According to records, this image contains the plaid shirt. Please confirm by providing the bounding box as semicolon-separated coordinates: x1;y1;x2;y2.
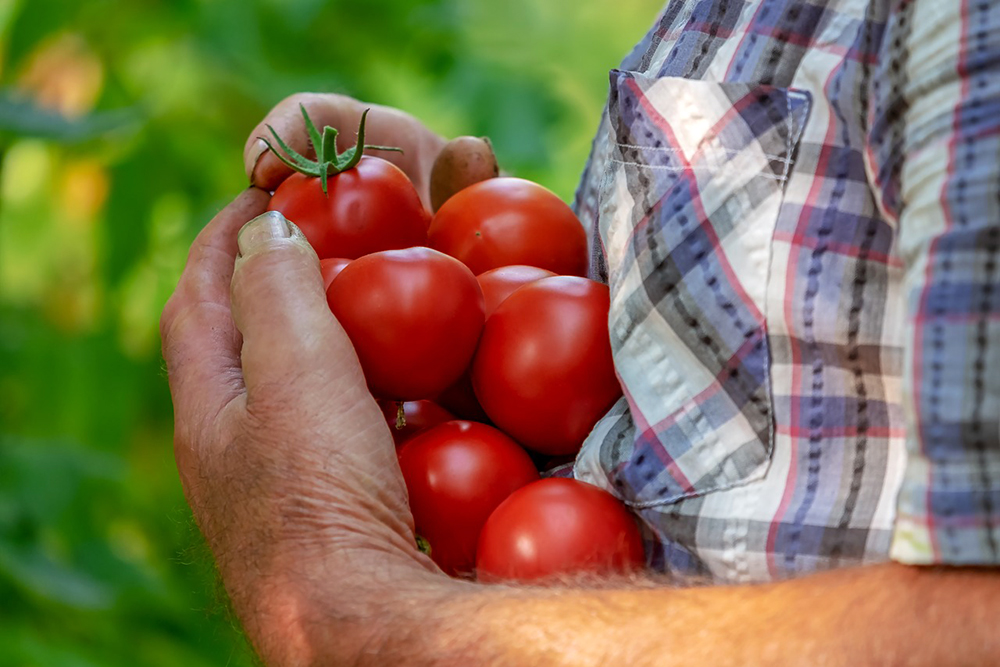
571;0;1000;582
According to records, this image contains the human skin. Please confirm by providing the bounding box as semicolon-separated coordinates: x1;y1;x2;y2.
243;93;445;210
157;95;1000;666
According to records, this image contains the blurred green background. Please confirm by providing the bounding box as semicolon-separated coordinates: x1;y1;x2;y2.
0;0;661;664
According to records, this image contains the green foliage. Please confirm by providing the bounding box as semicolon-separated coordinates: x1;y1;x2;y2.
0;0;662;664
0;90;137;143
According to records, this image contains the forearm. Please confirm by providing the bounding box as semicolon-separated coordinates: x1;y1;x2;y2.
411;564;1000;667
237;559;999;667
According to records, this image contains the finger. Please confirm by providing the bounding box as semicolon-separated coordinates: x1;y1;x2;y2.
231;212;411;529
161;187;271;425
243;93;360;191
429;135;500;211
379;106;448;210
230;211;368;399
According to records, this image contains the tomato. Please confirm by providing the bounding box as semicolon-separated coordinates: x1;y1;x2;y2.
476;265;556;319
320;257;351;291
471;276;621;455
378;399;454;449
434;369;490;423
327;247;485;401
427;178;588;277
270;156;429;260
264;107;429;259
436;263;556;421
476;478;645;582
398;420;539;576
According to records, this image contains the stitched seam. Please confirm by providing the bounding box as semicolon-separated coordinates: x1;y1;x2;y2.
968;0;999;559
610;158;789;182
783;90;841;572
782;92;794;183
615;143;794;164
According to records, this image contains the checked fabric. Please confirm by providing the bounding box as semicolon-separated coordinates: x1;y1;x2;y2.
571;0;1000;582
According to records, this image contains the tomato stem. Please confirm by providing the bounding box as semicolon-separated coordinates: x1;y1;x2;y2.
395;401;406;430
260;105;404;195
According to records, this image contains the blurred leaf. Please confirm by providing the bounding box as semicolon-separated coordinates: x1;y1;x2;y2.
0;89;137;143
0;437;121;523
0;0;24;44
0;438;122;609
0;540;116;609
0;625;105;667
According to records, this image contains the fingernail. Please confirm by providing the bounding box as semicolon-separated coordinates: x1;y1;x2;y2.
238;211;291;256
245;138;268;184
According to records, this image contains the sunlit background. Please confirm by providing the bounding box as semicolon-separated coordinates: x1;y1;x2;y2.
0;0;662;664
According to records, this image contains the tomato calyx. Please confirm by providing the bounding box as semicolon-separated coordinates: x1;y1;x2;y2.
395;401;406;430
415;534;432;556
261;104;403;195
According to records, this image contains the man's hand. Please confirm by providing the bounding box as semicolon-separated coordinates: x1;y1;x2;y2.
243;93;446;210
159;190;446;665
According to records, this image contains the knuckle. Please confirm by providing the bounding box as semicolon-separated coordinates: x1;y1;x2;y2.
280;92;352;126
160;292;182;342
185;234;209;267
243;377;311;433
279;92;323;118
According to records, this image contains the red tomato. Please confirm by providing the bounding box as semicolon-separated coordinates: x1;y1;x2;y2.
476;478;645;582
378;399;454;448
476;265;556;319
398;420;540;576
327;247;485;401
471;276;621;455
434;369;490;423
427;178;588;277
270;156;429;260
320;257;350;291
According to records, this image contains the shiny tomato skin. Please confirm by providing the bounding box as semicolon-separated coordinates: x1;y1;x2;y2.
476;265;556;319
327;247;485;401
398;420;540;576
378;399;455;449
471;276;621;455
269;156;429;260
427;178;588;277
320;257;351;291
476;477;645;582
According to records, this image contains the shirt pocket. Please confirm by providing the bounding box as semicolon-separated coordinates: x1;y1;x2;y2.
593;69;810;507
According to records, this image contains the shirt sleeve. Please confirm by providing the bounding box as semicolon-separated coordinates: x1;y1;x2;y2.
867;0;1000;564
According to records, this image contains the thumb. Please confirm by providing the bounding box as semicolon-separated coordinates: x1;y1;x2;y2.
231;211;362;393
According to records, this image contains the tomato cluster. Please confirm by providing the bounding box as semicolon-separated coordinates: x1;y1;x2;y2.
265;108;644;581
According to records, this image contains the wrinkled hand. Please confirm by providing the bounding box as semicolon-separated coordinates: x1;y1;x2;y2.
244;94;446;209
159;190;439;665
